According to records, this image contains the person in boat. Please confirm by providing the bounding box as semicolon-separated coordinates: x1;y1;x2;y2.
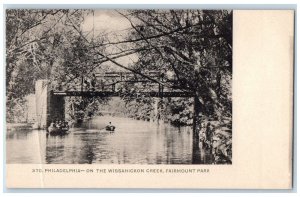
106;122;115;131
59;120;64;129
109;122;114;127
56;121;60;129
48;122;56;133
50;122;56;128
52;121;56;128
64;121;69;130
55;120;59;128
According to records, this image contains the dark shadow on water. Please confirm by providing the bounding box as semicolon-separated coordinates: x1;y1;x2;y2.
192;139;202;164
82;144;95;164
7;116;217;164
45;134;67;164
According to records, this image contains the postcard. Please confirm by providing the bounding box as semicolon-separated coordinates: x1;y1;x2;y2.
5;9;294;189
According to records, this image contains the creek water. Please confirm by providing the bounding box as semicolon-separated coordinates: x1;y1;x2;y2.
6;116;208;164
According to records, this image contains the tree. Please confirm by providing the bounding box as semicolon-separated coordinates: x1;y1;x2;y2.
6;9;89;122
113;10;232;125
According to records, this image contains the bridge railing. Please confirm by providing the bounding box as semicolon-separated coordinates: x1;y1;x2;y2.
55;71;192;97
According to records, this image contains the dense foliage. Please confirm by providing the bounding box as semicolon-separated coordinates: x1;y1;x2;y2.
116;10;233;163
109;10;232;131
6;9;232;163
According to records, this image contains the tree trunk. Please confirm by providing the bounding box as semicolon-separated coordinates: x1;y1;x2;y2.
192;96;202;163
193;96;201;139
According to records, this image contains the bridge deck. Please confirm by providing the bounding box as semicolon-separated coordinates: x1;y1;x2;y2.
52;91;195;98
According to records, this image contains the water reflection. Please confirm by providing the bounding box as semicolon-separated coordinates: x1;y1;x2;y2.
7;116;206;164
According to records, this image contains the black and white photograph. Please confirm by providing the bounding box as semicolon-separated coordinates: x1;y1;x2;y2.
6;9;232;165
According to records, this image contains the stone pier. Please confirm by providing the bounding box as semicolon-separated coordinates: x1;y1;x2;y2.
35;80;48;129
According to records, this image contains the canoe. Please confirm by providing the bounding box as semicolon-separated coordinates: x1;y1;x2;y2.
48;127;69;135
105;125;116;131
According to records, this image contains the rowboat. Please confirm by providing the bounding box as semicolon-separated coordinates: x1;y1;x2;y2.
48;123;69;135
105;125;116;131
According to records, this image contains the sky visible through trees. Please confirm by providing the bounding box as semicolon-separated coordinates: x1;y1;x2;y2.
6;9;232;164
6;9;232;126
